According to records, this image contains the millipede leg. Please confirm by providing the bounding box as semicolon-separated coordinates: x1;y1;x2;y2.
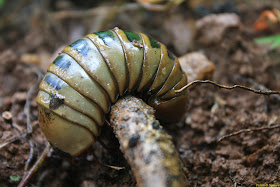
97;137;116;152
91;151;125;170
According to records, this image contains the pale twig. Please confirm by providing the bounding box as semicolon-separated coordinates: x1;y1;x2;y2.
24;66;44;134
137;0;185;11
110;96;187;187
0;0;31;29
22;66;44;172
24;140;35;172
0;134;26;149
50;3;141;21
0;66;44;151
18;143;51;187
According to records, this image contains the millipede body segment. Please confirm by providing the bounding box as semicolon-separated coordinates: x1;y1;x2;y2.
36;27;189;156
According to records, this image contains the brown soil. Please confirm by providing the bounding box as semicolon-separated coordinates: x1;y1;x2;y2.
1;0;280;186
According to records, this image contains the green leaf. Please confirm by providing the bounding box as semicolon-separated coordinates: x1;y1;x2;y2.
254;34;280;49
0;0;5;8
10;175;21;182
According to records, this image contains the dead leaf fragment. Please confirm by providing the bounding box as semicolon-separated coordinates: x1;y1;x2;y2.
196;13;240;45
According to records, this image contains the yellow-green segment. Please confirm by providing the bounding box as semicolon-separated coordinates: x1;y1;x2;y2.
47;53;110;113
38;106;95;156
36;28;189;156
86;30;128;96
63;38;118;103
39;72;104;126
113;28;144;92
137;33;162;92
37;91;99;138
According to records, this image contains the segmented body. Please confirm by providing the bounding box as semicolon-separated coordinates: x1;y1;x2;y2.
36;27;189;156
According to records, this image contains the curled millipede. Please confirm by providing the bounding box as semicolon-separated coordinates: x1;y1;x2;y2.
36;27;189;156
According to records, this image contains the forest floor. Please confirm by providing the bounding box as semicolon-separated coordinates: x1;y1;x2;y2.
1;0;280;186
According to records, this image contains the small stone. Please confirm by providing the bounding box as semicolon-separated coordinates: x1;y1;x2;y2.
2;111;12;121
179;52;215;83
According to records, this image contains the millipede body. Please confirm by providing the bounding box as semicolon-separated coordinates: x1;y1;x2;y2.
36;27;189;156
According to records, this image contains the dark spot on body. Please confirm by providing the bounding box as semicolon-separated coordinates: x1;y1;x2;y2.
152;121;160;129
70;39;89;56
167;50;175;60
49;94;64;110
128;133;140;148
124;31;141;42
128;107;139;112
44;75;61;90
136;110;145;116
42;107;51;117
149;37;160;48
144;151;155;164
53;55;71;70
122;115;130;121
95;31;114;45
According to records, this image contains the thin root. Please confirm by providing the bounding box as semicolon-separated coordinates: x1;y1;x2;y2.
24;66;44;134
217;124;280;142
0;132;28;149
0;66;43;148
18;143;51;187
233;75;280;102
175;80;280;96
19;66;44;183
24;140;35;172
